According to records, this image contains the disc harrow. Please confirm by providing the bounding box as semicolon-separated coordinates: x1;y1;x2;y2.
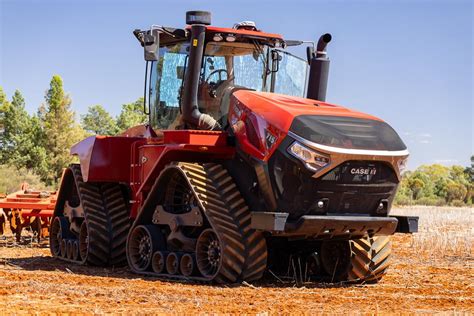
0;185;56;242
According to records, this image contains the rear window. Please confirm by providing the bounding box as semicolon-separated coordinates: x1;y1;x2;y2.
290;115;407;151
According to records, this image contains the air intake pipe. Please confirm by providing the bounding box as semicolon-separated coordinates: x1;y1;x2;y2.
181;11;220;130
306;33;332;102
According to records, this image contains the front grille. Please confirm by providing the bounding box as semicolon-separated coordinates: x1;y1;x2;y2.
268;139;399;219
321;161;397;184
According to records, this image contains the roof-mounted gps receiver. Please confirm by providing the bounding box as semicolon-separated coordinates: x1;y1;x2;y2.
186;11;211;25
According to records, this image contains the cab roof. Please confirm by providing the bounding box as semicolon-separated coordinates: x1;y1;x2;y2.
159;25;284;47
205;26;283;41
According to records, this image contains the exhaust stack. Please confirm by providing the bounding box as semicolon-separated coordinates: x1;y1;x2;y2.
181;11;220;130
306;33;332;102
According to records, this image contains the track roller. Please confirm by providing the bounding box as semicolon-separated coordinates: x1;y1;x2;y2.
180;253;196;277
72;240;79;261
66;240;74;259
152;251;168;274
166;252;182;275
60;239;67;258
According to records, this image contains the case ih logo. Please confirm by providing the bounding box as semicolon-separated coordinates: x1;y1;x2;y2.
350;167;377;175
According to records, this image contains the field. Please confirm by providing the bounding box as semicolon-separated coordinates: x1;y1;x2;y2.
0;206;472;314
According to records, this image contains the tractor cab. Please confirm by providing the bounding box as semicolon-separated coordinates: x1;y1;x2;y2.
134;13;309;131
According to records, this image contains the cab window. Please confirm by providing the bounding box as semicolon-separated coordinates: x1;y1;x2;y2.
149;43;189;130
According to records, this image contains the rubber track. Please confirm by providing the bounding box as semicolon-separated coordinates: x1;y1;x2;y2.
101;183;131;266
133;162;268;283
54;165;130;266
201;164;267;282
348;235;392;283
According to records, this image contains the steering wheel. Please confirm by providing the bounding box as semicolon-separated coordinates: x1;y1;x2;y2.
205;69;228;84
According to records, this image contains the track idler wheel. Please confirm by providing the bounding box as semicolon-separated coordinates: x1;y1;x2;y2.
50;217;71;257
196;229;222;279
128;225;163;271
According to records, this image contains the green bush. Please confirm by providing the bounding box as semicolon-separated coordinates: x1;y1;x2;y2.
415;196;445;206
451;199;465;207
0;164;47;194
394;195;413;206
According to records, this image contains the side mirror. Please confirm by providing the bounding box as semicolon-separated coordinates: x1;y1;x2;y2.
270;50;282;73
133;29;160;61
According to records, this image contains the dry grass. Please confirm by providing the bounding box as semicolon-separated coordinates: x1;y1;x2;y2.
392;206;473;259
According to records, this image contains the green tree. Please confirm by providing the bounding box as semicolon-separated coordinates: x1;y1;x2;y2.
41;75;86;185
116;98;148;132
81;104;117;135
0;87;8;156
0;87;5;104
0;90;47;173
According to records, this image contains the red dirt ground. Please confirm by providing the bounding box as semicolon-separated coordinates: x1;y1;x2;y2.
0;208;472;314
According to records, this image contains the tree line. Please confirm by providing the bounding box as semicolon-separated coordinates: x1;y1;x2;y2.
0;75;146;186
395;160;473;207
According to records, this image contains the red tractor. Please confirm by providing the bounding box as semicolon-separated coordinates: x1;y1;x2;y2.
50;11;417;284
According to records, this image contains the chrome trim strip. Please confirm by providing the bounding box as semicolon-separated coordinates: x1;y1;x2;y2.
287;131;409;157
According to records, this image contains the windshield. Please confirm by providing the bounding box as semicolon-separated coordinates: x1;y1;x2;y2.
197;42;269;123
204;42;269;90
149;40;309;130
199;42;308;124
272;51;308;97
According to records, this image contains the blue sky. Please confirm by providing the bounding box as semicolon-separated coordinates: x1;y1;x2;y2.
0;0;472;169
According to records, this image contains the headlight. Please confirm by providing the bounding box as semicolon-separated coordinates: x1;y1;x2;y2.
288;141;330;172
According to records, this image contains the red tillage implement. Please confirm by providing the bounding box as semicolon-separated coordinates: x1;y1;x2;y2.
0;187;57;242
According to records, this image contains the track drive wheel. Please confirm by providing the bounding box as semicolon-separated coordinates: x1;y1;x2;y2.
321;235;392;283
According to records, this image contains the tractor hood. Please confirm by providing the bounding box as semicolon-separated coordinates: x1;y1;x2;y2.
230;90;408;174
232;90;382;134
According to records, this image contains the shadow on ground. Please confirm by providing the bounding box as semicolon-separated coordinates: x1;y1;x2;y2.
2;253;358;290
